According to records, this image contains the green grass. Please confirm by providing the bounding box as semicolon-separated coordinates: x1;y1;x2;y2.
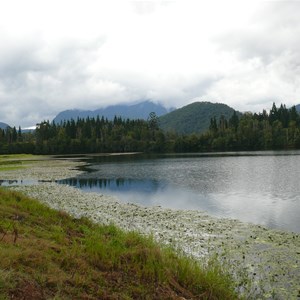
0;160;24;171
0;188;239;299
0;154;38;161
0;154;43;171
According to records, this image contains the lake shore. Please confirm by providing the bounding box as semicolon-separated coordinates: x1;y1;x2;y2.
1;157;299;299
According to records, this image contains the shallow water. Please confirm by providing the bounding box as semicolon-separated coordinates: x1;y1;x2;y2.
57;151;300;233
0;179;39;186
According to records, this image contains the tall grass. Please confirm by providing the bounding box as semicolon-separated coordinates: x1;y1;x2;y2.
0;188;239;299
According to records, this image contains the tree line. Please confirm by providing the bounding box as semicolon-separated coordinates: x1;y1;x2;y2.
0;115;165;154
1;103;300;154
204;103;300;151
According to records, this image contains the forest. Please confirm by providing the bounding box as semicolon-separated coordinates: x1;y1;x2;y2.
1;103;300;154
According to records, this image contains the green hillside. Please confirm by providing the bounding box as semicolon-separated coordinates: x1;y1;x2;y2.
159;102;240;134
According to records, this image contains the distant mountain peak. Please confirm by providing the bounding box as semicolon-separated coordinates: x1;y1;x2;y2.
0;122;10;129
53;101;171;124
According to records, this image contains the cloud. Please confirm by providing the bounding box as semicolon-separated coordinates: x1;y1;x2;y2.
0;36;109;121
216;2;300;61
202;50;300;112
205;1;300;111
0;1;300;126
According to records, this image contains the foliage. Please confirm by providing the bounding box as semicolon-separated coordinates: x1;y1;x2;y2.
0;188;238;299
2;103;300;154
0;115;169;154
203;103;300;151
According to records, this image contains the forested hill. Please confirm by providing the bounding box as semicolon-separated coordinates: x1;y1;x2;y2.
1;102;300;154
53;101;170;124
159;102;240;134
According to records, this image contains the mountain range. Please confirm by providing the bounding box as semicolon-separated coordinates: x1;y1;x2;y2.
53;101;172;124
53;100;241;134
0;122;10;130
4;101;298;135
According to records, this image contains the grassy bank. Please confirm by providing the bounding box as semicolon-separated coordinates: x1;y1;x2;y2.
0;154;42;171
0;188;238;299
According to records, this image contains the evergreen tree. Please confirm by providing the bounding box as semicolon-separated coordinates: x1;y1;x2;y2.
229;111;239;131
269;102;278;124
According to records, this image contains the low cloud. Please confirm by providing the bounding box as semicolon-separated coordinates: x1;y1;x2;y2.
0;1;300;127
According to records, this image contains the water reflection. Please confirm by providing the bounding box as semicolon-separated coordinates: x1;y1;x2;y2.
59;152;300;233
57;178;165;193
0;179;39;186
57;177;210;210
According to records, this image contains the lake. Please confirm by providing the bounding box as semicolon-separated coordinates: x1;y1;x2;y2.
57;151;300;233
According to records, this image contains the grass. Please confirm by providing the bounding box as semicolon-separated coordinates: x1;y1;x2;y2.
0;154;39;160
0;160;24;171
0;188;239;299
0;154;43;171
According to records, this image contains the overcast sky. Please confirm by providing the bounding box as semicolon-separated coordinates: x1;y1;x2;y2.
0;0;300;127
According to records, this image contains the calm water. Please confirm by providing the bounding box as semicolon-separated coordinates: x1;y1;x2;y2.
57;151;300;233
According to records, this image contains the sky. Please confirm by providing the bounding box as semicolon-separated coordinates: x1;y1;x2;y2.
0;0;300;127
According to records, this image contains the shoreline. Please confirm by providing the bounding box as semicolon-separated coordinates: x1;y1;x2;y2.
1;157;299;299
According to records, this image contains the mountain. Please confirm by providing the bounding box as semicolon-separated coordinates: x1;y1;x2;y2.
53;101;171;123
0;122;10;130
295;104;300;113
159;102;240;134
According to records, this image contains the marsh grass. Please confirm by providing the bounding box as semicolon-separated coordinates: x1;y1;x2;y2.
0;154;39;161
0;154;37;171
0;188;239;299
0;160;23;171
